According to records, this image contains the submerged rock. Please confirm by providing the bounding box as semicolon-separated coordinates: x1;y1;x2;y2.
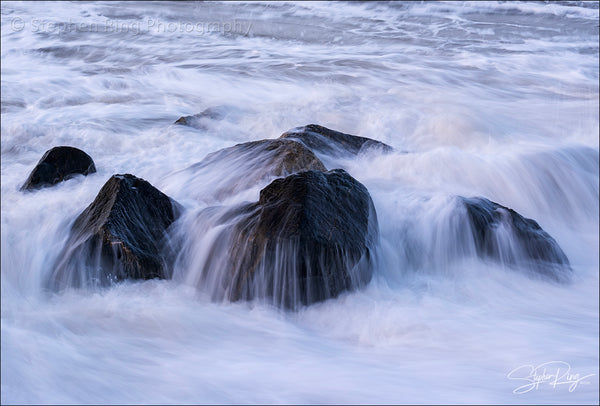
280;124;393;156
171;138;327;201
174;105;243;130
197;140;327;175
461;196;571;281
209;169;378;309
21;146;96;190
199;138;326;176
50;174;180;289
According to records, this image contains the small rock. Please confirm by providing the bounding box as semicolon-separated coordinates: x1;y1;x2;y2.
21;146;96;190
174;106;243;129
461;196;571;281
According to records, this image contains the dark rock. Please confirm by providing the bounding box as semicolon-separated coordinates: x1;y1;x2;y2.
212;169;378;309
50;174;180;289
279;124;393;156
177;138;327;201
21;146;96;190
461;196;571;281
174;110;220;127
174;106;243;129
198;138;327;177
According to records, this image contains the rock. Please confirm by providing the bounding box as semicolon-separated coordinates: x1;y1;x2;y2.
50;174;181;289
174;108;221;127
198;138;327;177
172;138;327;201
211;169;378;309
21;146;96;190
279;124;393;156
461;196;571;281
174;105;243;129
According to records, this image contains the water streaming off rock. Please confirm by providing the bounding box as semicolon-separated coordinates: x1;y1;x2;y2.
1;1;598;404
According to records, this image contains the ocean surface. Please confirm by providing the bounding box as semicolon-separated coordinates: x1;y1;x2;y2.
1;1;599;404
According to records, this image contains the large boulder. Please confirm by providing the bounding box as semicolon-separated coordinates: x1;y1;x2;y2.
21;146;96;190
461;196;571;281
206;169;378;309
279;124;393;156
167;138;327;202
49;174;181;289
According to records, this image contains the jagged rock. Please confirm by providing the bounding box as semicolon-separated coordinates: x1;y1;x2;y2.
21;146;96;190
209;169;378;309
50;174;181;289
279;124;393;156
461;196;571;281
170;138;327;201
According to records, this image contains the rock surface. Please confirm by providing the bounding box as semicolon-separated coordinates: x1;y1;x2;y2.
50;174;180;289
461;196;571;281
215;169;378;309
280;124;393;156
21;146;96;190
174;138;327;201
174;105;243;130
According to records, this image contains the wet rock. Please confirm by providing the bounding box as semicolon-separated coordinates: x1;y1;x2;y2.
21;146;96;190
213;169;378;309
279;124;393;156
174;105;243;130
174;109;221;127
198;138;327;177
50;174;181;289
170;138;327;201
461;196;571;281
